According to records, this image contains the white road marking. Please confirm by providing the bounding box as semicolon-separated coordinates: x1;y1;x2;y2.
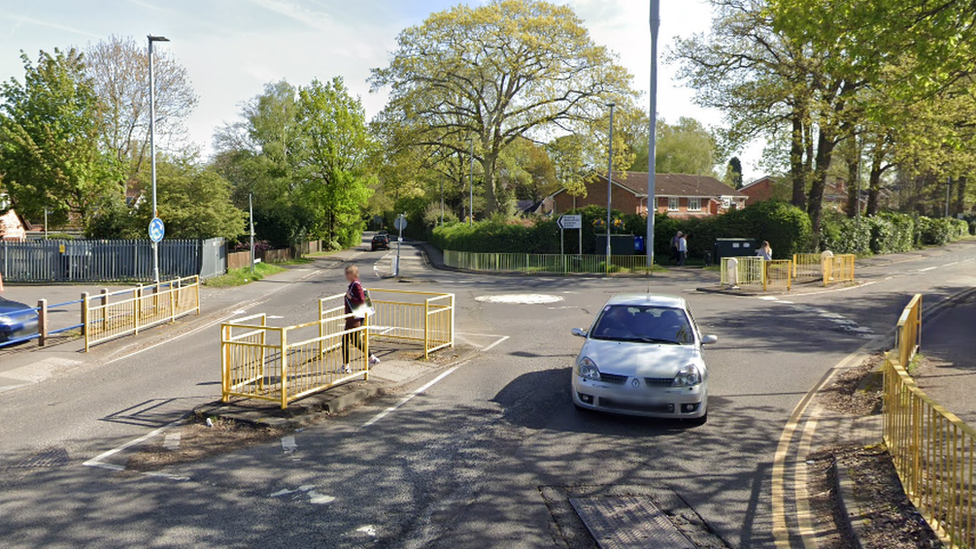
758;296;779;301
355;525;378;537
268;315;284;320
83;419;184;475
918;266;938;272
481;336;510;352
281;436;297;453
270;488;295;498
163;432;181;451
308;491;336;504
361;365;463;428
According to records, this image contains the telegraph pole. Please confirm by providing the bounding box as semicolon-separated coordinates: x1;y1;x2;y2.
647;0;660;270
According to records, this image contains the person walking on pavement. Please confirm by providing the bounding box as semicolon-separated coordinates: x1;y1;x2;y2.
342;265;380;374
756;241;773;261
671;231;683;264
677;233;688;266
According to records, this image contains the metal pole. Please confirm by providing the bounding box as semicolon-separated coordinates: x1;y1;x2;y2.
149;36;161;284
44;209;48;240
647;0;660;270
855;135;862;252
395;214;403;277
606;102;616;269
440;177;444;226
249;193;255;273
469;138;475;226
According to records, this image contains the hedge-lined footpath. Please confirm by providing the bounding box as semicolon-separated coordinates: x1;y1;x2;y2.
431;202;972;261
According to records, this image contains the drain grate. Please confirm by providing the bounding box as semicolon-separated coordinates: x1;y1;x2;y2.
570;496;697;549
12;448;70;468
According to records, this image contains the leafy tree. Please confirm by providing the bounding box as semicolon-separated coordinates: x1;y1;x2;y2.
726;156;743;188
86;35;197;185
656;118;717;176
370;0;636;214
295;77;375;247
0;49;120;227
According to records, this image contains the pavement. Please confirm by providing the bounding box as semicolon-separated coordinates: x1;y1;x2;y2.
0;236;974;549
912;287;976;425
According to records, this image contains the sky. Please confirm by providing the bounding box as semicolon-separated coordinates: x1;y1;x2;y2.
0;0;764;180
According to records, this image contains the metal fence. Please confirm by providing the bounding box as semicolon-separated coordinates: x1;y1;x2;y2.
220;313;370;409
0;238;225;283
792;253;824;282
84;275;200;350
443;250;652;275
719;257;794;291
319;288;455;360
883;294;975;548
824;253;856;286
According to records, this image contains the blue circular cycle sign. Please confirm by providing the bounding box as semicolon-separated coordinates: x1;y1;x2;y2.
149;217;165;243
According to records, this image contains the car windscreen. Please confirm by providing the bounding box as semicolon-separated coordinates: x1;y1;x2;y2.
591;305;695;344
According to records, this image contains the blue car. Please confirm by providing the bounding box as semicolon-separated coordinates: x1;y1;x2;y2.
0;298;39;343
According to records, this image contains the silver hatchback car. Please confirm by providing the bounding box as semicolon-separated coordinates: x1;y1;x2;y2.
571;294;717;423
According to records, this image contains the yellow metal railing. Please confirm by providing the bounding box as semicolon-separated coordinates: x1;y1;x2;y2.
321;288;455;360
720;256;792;291
764;260;793;292
443;250;652;275
221;312;370;409
824;253;856;286
792;253;823;282
883;294;975;549
83;275;200;351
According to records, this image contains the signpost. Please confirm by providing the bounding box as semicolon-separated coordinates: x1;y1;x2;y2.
558;214;583;256
394;214;407;277
149;217;165;283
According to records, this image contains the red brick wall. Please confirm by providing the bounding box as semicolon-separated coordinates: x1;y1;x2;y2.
553;181;644;215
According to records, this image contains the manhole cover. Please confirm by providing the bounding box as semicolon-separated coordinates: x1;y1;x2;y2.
570;496;697;549
12;448;70;468
475;294;564;305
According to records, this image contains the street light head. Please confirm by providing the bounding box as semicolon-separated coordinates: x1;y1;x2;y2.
608;102;616;108
148;35;170;42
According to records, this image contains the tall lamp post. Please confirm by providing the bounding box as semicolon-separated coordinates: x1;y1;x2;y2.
605;103;616;271
647;0;660;270
148;34;169;284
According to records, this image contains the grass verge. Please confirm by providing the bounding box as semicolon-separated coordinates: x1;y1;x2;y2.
204;262;286;287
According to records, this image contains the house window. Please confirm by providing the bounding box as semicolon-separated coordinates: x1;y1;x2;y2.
668;197;680;211
688;198;702;212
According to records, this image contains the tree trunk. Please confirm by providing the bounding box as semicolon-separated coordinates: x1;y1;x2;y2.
808;130;837;250
956;176;967;215
789;108;807;209
866;149;884;215
844;152;859;218
481;153;498;216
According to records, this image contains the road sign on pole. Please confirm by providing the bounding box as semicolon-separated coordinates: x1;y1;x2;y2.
557;215;582;230
149;217;165;243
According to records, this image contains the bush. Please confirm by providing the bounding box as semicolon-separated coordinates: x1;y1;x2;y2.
917;217;968;246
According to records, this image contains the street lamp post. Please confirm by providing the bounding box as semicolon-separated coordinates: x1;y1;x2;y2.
249;193;255;274
148;34;169;285
647;0;660;270
606;103;616;272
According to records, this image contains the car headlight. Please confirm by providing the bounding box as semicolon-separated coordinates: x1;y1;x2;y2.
673;364;702;387
577;356;601;380
0;315;12;325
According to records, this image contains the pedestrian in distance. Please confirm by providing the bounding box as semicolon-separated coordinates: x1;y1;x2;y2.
341;265;380;374
677;233;688;266
671;231;683;264
756;241;773;261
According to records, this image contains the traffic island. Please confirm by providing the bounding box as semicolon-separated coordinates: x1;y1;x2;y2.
696;280;863;297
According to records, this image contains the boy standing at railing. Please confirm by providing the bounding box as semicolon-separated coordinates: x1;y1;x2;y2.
342;265;380;374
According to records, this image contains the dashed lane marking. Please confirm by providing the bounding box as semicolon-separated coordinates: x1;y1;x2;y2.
918;266;938;272
281;436;297;453
481;336;509;352
361;364;464;429
163;432;181;451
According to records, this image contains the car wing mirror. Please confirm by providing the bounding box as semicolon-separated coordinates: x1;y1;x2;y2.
701;334;718;345
571;328;588;338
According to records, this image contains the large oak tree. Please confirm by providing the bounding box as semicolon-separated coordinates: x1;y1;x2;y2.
370;0;635;215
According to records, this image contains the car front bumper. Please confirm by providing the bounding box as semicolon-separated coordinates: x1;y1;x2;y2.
572;375;707;418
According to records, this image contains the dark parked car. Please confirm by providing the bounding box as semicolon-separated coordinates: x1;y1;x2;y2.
0;298;39;344
371;234;390;251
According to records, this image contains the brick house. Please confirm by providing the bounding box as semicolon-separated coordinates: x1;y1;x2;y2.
547;172;747;217
739;176;791;203
0;209;27;241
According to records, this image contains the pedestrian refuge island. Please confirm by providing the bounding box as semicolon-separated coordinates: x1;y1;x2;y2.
221;288;455;409
720;252;855;291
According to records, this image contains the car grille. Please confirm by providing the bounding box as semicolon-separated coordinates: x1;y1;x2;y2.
598;398;675;414
644;377;674;387
598;372;629;385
